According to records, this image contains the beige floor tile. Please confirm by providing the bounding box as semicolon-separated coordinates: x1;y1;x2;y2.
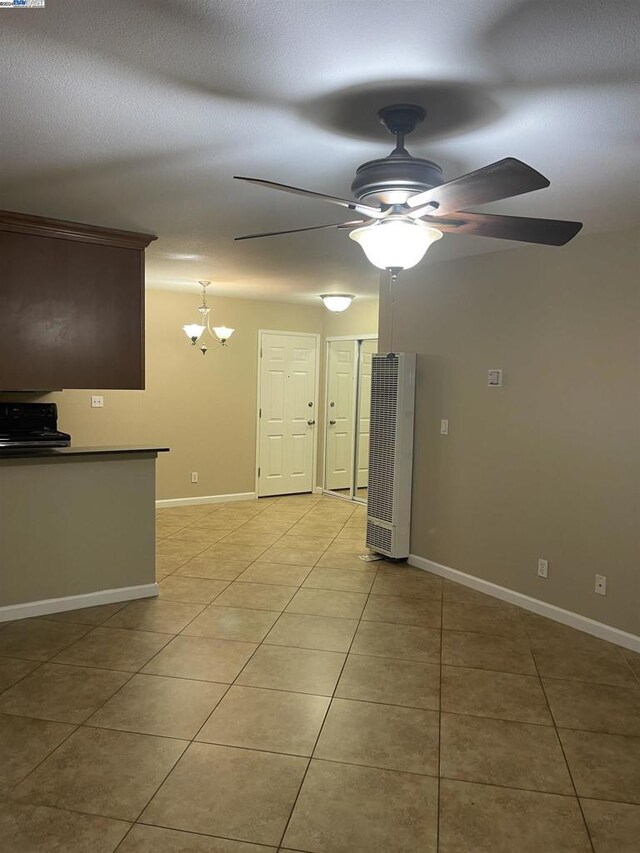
0;657;39;692
315;698;439;775
441;666;552;725
158;576;229;604
182;606;280;642
283;758;438;853
141;742;306;846
0;663;130;724
156;539;207;559
442;629;536;675
302;566;376;593
440;713;573;794
442;581;508;607
543;678;640;736
286;588;367;619
142;636;256;683
236;644;345;696
278;534;336;550
439;779;591;853
176;556;251;580
351;620;441;663
13;726;186;821
104;599;205;634
220;531;283;547
443;601;525;638
168;529;229;547
156;553;190;574
53;627;170;672
265;613;358;652
87;673;227;738
117;823;274;851
203;543;270;562
371;571;442;600
580;798;640;853
622;648;640;680
0;801;130;853
336;654;440;709
315;552;374;571
197;684;329;756
0;713;74;795
559;729;640;804
532;640;637;687
213;582;297;611
363;594;441;628
256;547;324;567
326;538;367;553
44;602;128;625
0;619;89;661
235;562;312;586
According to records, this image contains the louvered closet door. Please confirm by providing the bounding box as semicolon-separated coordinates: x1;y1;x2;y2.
258;333;317;497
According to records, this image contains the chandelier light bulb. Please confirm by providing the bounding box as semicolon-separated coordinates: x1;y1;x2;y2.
320;294;354;313
349;217;442;270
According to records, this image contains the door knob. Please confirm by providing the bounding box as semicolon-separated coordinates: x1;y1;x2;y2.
329;419;336;425
307;419;316;426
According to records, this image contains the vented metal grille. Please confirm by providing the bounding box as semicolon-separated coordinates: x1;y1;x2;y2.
367;354;399;524
366;520;393;554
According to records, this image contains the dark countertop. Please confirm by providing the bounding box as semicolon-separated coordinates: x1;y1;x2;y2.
0;445;170;460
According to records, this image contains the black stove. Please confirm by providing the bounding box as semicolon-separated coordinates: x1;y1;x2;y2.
0;402;71;449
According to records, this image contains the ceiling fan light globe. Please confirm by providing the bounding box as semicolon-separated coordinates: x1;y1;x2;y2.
349;219;442;271
320;294;354;313
213;326;234;342
183;323;206;342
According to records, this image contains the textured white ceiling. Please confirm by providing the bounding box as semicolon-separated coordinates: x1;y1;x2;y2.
0;0;638;301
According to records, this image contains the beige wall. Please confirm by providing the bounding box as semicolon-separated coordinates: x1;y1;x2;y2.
2;291;377;502
379;227;640;635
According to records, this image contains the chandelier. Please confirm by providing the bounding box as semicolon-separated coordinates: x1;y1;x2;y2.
182;281;235;355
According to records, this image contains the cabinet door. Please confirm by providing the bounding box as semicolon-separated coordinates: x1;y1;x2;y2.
0;230;145;390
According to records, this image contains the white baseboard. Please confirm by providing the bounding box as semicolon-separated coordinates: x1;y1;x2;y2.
156;491;256;509
409;554;640;654
0;583;158;624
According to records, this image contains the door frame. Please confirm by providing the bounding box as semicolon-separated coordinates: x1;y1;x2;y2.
322;333;378;503
255;329;321;499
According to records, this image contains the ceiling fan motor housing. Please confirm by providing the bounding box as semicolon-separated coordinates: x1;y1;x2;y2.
351;155;444;205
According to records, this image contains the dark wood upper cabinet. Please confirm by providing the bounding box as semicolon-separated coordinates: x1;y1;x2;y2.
0;211;156;391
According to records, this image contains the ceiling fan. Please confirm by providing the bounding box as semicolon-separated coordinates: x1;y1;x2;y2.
233;104;583;271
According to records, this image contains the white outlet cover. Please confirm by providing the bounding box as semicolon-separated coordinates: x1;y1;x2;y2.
595;574;607;595
91;395;104;408
537;559;548;578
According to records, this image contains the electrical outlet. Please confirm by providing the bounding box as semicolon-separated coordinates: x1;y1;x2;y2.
537;558;548;579
440;419;449;435
90;395;104;408
190;471;198;484
595;574;607;595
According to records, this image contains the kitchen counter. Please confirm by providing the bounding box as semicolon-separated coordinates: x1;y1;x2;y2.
0;447;168;620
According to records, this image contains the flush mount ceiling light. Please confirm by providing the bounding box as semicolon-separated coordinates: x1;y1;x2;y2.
182;280;235;355
320;294;354;313
233;103;583;274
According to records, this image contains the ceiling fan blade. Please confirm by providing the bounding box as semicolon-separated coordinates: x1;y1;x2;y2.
234;220;366;241
406;158;550;216
431;211;583;246
234;176;384;218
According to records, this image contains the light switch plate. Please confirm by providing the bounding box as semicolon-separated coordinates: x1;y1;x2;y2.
440;419;449;435
488;369;503;387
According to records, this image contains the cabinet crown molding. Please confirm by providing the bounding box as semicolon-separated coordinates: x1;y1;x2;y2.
0;210;157;250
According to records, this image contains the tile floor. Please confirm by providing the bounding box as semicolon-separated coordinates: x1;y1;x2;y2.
0;493;639;852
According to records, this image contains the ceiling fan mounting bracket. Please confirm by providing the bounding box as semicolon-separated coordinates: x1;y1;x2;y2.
377;104;426;137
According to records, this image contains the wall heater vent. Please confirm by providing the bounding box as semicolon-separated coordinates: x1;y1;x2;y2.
366;352;416;559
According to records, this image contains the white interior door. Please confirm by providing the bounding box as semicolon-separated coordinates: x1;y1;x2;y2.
325;340;356;491
356;339;377;488
258;332;318;497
